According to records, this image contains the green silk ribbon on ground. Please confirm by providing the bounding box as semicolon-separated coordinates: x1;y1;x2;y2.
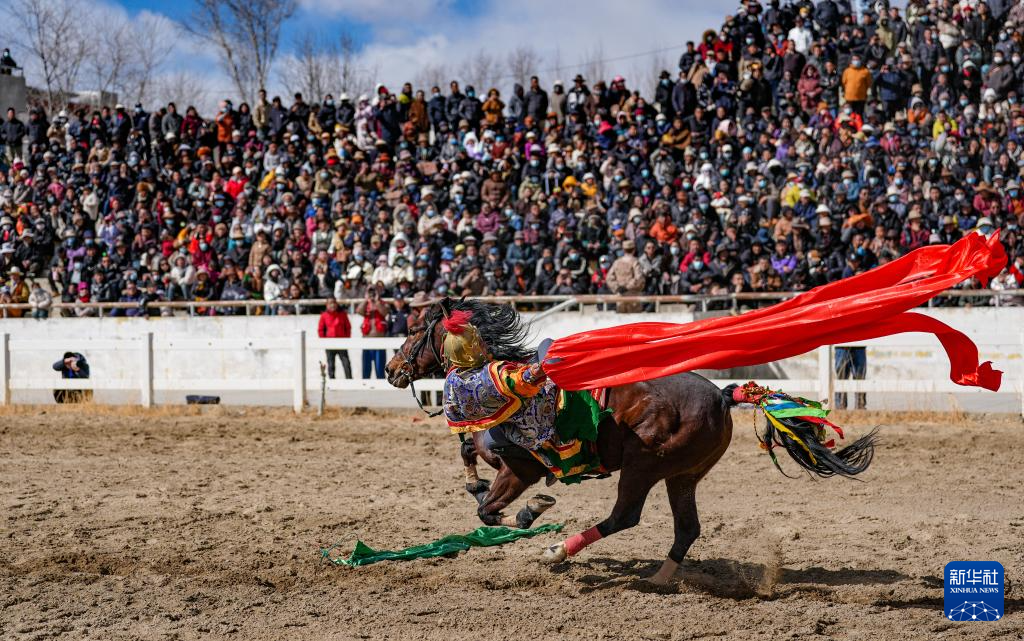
322;524;564;567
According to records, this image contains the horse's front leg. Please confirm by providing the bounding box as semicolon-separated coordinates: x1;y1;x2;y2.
460;435;491;502
477;458;554;528
460;430;508;503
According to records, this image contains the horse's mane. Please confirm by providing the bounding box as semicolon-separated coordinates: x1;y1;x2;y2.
428;298;536;363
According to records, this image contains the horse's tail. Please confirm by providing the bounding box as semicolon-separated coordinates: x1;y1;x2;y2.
722;381;877;479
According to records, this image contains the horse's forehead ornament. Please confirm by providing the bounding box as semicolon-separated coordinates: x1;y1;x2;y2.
442;309;486;369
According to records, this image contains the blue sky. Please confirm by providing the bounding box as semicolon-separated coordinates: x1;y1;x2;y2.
118;0;729;68
42;0;737;108
118;0;496;56
122;0;372;49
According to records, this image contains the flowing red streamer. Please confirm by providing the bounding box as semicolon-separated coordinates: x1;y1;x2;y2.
544;233;1006;392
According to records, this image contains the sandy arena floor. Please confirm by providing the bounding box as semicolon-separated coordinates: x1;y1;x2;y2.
1;405;1022;640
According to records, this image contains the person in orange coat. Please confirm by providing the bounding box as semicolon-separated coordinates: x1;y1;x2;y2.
482;89;505;128
648;210;679;246
840;54;871;114
408;90;430;134
215;101;234;145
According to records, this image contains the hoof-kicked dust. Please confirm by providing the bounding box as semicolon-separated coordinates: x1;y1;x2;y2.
1;407;1022;640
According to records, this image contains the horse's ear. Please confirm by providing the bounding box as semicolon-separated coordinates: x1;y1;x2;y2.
438;296;452;317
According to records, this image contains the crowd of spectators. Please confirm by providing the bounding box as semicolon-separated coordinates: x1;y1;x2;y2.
2;0;1024;320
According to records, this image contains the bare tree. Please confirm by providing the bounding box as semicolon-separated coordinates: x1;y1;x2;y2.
127;14;176;106
154;71;210;112
457;49;504;93
630;46;672;99
79;11;175;108
281;31;336;101
549;46;564;85
338;33;363;96
579;44;607;85
5;0;91;111
84;14;132;100
183;0;296;104
506;45;540;90
349;60;378;101
280;30;377;102
414;62;451;93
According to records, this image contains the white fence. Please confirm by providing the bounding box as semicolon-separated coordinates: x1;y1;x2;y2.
2;329;1022;416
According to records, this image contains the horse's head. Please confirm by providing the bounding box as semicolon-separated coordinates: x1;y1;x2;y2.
385;298;450;388
385;297;534;388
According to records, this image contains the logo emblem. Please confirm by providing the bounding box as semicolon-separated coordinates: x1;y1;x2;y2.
944;561;1004;621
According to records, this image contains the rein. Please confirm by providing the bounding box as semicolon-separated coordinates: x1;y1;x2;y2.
398;317;445;418
409;378;444;418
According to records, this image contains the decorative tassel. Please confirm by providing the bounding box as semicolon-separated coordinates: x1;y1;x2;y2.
442;309;474;334
735;381;872;479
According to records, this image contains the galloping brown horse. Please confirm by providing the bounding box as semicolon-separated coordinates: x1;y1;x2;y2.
385;298;874;585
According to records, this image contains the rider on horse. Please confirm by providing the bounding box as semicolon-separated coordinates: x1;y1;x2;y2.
439;309;607;484
441;310;554;450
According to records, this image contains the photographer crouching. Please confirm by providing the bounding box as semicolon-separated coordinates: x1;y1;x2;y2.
52;352;91;403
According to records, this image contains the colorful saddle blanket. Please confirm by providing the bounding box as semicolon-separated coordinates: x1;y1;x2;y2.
529;388;612;484
442;362;612;484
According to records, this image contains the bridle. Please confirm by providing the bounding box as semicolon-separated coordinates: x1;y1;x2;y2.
394;315;445;417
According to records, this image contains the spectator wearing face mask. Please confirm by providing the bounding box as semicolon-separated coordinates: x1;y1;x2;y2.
28;281;52;319
605;239;645;312
841;55;871;115
2;0;1023;324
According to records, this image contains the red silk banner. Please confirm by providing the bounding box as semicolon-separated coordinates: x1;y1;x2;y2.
544;233;1006;392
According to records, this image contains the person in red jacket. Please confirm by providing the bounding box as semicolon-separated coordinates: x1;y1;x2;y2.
318;298;352;379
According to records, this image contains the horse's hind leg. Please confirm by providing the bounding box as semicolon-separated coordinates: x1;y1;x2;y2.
542;465;657;564
648;475;700;585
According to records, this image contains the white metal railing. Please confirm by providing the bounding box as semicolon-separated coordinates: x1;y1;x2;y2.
1;330;1021;416
0;289;1022;318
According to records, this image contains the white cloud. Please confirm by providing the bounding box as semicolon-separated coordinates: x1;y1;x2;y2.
8;0;738;113
298;0;453;22
331;0;734;94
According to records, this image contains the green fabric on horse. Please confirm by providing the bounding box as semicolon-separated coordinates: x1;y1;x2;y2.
556;389;611;442
322;523;564;567
528;390;611;484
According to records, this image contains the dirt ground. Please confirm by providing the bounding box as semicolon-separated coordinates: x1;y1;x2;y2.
1;405;1022;641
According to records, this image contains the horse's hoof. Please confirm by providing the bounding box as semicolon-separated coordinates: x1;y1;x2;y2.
637;577;679;594
465;479;490;496
644;559;680;587
540;542;567;565
527;494;556;513
643;574;677;588
515;495;557;529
